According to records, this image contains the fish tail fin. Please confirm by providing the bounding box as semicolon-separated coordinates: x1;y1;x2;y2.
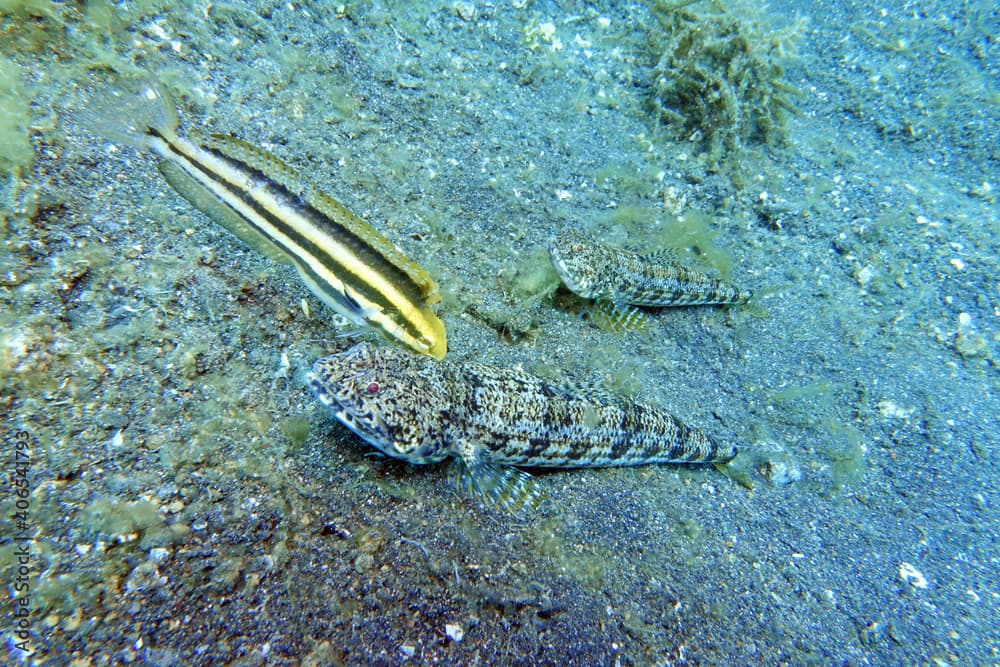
79;77;179;150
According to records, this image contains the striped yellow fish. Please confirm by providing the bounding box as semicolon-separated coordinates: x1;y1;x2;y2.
87;80;447;359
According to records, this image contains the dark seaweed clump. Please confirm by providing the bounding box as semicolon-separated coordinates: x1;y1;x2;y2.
647;0;805;164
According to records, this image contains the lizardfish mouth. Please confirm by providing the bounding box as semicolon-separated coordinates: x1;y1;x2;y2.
308;371;406;459
331;409;443;464
547;243;590;295
307;372;374;430
333;408;394;455
550;258;589;295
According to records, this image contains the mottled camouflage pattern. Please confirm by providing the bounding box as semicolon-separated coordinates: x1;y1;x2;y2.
309;342;735;512
548;229;751;306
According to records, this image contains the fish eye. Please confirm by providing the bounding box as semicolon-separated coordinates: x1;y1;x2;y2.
365;382;380;394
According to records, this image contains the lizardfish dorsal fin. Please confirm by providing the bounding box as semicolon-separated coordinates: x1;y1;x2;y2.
451;442;543;516
551;377;617;404
642;247;685;265
588;300;650;333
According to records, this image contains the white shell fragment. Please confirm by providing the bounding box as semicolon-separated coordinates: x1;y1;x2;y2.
445;623;464;642
899;561;928;589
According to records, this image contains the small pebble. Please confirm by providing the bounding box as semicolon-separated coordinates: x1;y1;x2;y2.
764;459;801;486
148;547;170;563
445;623;464;642
899;561;927;589
354;553;375;573
454;1;475;21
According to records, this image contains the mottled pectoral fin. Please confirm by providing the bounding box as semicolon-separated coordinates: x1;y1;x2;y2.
588;300;650;333
450;444;543;516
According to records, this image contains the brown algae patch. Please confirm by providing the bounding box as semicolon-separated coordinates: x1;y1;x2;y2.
647;0;805;165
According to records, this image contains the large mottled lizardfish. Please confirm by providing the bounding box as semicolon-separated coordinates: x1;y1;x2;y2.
309;342;736;514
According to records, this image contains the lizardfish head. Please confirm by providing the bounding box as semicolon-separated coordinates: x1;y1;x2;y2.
547;230;602;299
308;342;450;464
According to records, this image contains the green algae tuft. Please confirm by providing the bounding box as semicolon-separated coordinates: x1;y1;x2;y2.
84;497;164;538
0;58;34;176
280;416;312;450
512;247;561;301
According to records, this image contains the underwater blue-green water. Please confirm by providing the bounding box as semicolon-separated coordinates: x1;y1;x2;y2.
1;0;997;664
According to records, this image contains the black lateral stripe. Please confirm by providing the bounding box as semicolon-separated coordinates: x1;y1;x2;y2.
149;127;426;304
149;128;429;336
203;144;428;307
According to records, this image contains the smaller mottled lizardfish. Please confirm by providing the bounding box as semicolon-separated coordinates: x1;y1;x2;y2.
309;342;736;514
548;230;751;330
87;80;447;359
